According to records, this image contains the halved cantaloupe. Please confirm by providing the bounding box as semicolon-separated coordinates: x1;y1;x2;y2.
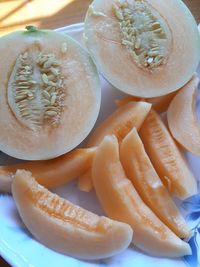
0;26;101;160
84;0;200;97
116;90;178;113
79;101;151;191
78;169;93;192
92;135;191;257
0;147;96;194
120;128;191;238
12;170;132;260
140;109;197;200
168;76;200;155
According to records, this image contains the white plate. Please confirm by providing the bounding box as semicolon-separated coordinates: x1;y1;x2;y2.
0;23;200;267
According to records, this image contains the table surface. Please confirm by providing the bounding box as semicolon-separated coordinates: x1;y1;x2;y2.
0;0;199;266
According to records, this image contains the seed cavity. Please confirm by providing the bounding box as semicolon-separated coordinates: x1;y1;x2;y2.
113;0;172;70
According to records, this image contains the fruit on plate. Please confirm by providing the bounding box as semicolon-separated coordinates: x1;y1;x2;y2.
12;169;132;260
79;101;151;190
116;90;178;113
140;109;197;200
0;26;100;160
120;128;191;238
92;135;191;257
78;169;93;192
84;0;200;97
0;147;96;194
168;76;200;156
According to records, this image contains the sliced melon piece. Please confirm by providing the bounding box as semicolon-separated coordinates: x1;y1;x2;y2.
0;147;96;194
84;0;200;97
120;128;191;238
116;90;178;113
0;26;101;160
79;101;151;191
12;170;132;260
140;109;197;200
78;169;93;192
168;76;200;155
92;135;191;257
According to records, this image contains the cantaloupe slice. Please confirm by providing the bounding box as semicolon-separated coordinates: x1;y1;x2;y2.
92;135;191;257
84;0;200;97
78;101;151;191
12;170;132;260
78;169;93;192
116;90;178;113
120;128;191;238
140;109;197;200
0;147;96;194
167;76;200;155
0;26;101;160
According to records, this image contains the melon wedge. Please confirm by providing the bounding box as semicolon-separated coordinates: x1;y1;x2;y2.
78;169;93;192
92;135;191;257
0;26;101;160
140;109;197;200
0;147;96;194
168;77;200;155
84;0;200;97
116;90;178;113
120;128;191;238
12;170;132;260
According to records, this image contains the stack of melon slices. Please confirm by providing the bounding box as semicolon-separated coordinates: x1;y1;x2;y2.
0;0;200;261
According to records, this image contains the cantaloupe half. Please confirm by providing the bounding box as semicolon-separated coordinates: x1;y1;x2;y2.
0;147;96;194
78;101;151;191
12;170;132;260
0;26;101;160
140;109;197;200
84;0;200;97
92;135;191;257
116;90;178;113
168;76;200;156
120;128;191;238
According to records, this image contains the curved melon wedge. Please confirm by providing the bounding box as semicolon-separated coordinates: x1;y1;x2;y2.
0;147;96;194
140;109;197;200
12;170;133;260
92;135;191;257
78;169;93;192
168;77;200;155
120;128;191;238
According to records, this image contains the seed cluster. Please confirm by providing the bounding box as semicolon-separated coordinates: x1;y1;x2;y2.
36;52;65;125
113;0;168;69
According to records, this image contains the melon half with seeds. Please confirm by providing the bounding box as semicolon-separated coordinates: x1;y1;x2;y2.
84;0;200;97
0;26;101;160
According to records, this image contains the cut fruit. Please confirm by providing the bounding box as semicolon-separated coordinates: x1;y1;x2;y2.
116;90;178;113
0;147;96;194
12;170;132;260
140;109;197;200
0;26;101;160
87;101;151;147
168;76;200;155
120;128;191;238
81;101;151;191
84;0;200;97
92;135;191;257
78;169;93;192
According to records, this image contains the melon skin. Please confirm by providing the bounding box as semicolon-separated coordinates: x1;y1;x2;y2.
12;170;133;260
84;0;200;98
0;28;101;160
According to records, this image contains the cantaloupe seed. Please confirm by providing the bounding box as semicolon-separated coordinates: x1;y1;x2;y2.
112;0;172;69
8;46;67;130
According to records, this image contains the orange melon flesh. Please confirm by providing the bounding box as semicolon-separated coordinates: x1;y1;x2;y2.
84;0;200;97
0;147;96;194
120;128;191;238
140;109;197;200
0;27;101;160
12;170;132;260
167;77;200;155
78;169;93;192
79;101;151;191
92;135;191;257
116;90;178;113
